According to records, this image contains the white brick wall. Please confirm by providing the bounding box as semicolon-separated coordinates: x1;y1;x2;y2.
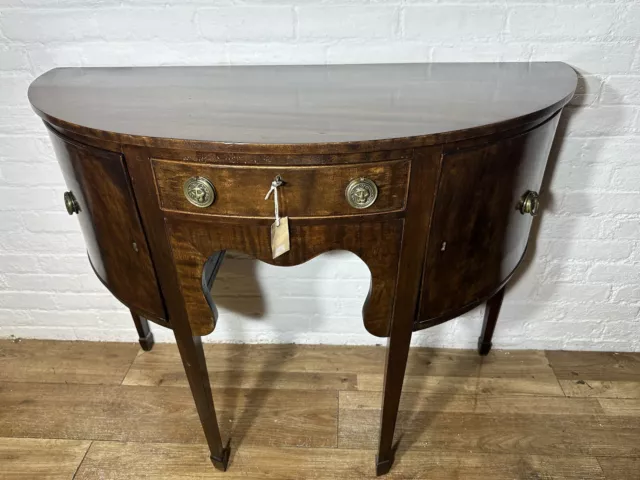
0;0;638;351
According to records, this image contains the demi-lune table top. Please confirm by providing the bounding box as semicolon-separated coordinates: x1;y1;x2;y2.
29;62;576;147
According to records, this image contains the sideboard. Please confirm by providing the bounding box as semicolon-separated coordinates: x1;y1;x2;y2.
28;63;577;475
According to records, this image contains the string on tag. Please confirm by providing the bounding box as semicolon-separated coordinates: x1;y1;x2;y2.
264;175;283;226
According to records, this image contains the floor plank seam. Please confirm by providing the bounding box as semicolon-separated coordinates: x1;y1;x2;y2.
0;434;209;446
546;354;571;398
335;389;340;449
594;456;608;479
119;349;143;386
72;440;93;479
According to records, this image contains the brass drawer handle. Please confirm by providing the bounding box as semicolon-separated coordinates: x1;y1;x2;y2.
345;177;378;209
184;176;216;208
517;190;540;216
64;191;80;215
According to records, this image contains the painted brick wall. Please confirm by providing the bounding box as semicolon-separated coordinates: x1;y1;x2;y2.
0;0;638;351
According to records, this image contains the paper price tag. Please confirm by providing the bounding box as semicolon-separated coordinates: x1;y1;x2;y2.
271;216;290;259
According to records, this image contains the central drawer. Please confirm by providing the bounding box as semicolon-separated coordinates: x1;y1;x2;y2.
152;159;410;217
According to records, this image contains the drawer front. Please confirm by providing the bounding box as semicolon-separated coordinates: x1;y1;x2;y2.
153;159;410;217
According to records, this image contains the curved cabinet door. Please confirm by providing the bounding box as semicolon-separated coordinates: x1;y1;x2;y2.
48;127;166;320
419;113;560;322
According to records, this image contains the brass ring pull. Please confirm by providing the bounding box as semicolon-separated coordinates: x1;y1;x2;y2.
184;176;216;208
345;177;378;209
64;191;80;215
517;190;540;216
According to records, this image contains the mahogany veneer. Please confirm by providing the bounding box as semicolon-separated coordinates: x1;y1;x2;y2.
28;63;577;475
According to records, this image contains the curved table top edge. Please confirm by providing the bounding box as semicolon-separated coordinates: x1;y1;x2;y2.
29;62;577;155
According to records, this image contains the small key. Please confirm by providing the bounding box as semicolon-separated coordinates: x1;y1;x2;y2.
264;175;284;226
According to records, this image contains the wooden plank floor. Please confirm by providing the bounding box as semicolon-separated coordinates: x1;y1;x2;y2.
0;340;639;479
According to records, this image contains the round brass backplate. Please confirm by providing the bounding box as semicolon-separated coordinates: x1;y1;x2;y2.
517;190;540;216
64;191;80;215
184;176;216;208
345;177;378;209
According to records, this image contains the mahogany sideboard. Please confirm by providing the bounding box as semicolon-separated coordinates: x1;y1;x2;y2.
28;63;577;475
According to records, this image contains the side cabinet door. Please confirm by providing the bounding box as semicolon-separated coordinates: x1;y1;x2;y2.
419;114;560;321
48;128;166;320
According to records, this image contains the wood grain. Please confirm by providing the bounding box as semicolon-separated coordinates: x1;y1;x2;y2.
597;457;640;480
484;395;605;415
0;382;337;447
598;398;640;416
340;391;493;413
123;344;499;380
547;351;640;381
0;339;139;385
126;367;356;390
558;380;640;399
29;63;576;152
338;409;640;457
358;349;564;396
48;127;166;320
124;346;557;392
374;145;441;472
166;217;403;336
75;442;605;480
340;391;604;415
359;374;565;396
124;343;386;377
548;350;640;398
476;349;558;377
1;341;636;479
0;437;90;480
419;114;559;321
153;158;410;217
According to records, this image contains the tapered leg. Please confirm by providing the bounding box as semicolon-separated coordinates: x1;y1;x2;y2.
174;332;230;470
123;147;228;468
374;148;440;476
478;287;505;356
376;324;413;475
131;311;154;351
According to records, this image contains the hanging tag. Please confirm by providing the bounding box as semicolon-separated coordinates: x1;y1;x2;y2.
271;216;290;259
265;175;289;259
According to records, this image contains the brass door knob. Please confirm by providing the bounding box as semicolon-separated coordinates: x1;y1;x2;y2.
345;177;378;209
64;191;80;215
184;176;216;208
517;190;540;216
